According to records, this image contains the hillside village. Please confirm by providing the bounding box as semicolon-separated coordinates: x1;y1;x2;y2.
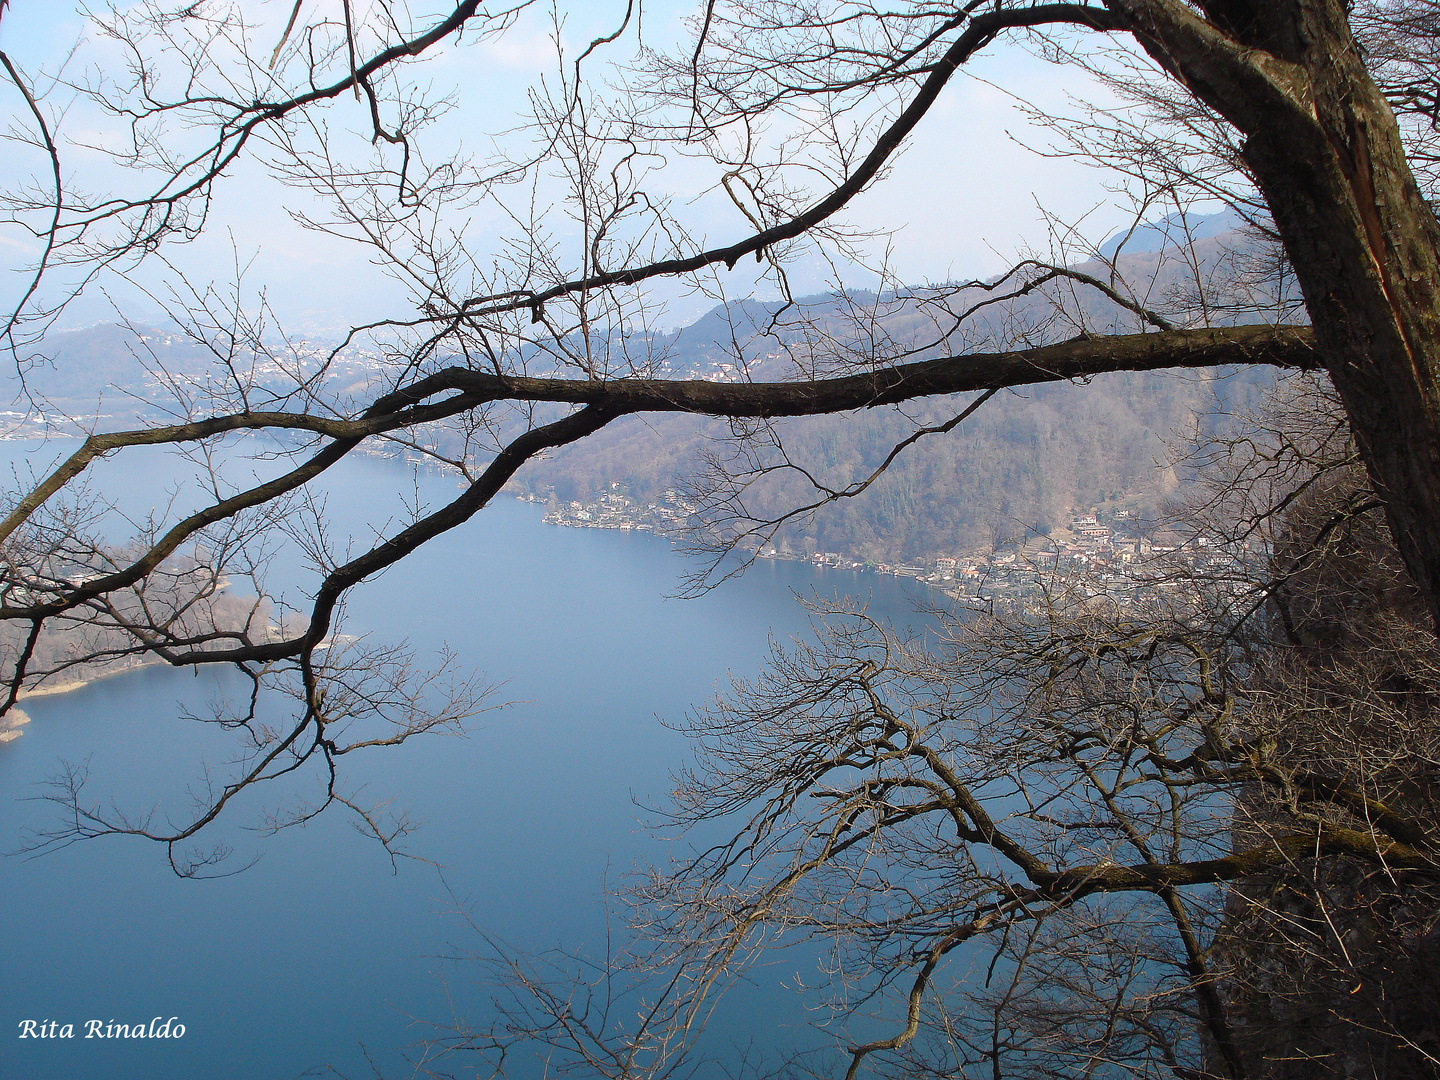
17;214;1267;620
534;483;1242;606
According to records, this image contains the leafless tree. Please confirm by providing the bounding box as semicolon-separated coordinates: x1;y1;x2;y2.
425;375;1437;1078
0;0;1435;927
2;0;1440;1071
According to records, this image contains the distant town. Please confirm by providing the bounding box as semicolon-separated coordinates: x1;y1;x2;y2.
529;482;1251;607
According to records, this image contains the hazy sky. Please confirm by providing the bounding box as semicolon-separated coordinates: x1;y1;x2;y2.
1;2;1140;336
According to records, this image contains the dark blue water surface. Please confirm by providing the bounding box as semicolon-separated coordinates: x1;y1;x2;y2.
0;442;929;1080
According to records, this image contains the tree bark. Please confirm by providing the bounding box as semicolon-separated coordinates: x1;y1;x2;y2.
1116;0;1440;626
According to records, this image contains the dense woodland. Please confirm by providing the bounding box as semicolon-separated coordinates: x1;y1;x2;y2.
508;225;1282;560
511;365;1271;559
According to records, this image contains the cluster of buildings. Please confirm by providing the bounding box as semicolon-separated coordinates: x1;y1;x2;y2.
534;491;1244;606
536;484;699;534
0;411;69;438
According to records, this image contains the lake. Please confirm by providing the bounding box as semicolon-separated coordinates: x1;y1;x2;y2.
0;442;931;1080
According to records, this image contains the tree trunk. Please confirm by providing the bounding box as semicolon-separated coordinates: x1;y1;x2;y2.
1120;0;1440;627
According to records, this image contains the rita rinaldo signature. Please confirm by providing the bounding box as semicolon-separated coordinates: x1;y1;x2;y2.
17;1017;185;1039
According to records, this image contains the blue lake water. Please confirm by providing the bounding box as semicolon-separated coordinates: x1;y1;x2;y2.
0;443;931;1080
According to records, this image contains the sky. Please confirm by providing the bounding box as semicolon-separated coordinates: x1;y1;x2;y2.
0;1;1144;337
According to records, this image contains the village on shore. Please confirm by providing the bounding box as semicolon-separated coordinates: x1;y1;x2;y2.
530;483;1248;607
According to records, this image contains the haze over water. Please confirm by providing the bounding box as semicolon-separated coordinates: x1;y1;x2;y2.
0;444;928;1080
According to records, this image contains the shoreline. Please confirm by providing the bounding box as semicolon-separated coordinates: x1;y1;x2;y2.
1;631;345;741
0;661;169;744
16;657;169;701
0;707;28;742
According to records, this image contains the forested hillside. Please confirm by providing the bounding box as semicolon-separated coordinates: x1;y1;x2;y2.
509;369;1271;560
508;218;1285;560
19;214;1284;563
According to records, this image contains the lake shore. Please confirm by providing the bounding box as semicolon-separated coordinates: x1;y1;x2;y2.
0;660;166;743
0;706;29;742
17;657;167;700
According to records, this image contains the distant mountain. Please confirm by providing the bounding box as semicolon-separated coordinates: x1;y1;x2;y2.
1097;207;1248;261
7;325;380;433
18;217;1287;562
507;216;1289;561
